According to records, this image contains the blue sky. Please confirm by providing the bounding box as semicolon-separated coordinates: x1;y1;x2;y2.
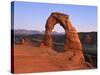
13;1;97;32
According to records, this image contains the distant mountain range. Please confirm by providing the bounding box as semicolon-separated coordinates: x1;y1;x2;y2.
13;29;65;35
14;29;41;35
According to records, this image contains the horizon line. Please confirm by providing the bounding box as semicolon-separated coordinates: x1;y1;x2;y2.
12;29;97;33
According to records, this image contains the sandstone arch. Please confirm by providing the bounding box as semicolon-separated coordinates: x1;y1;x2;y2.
40;12;82;51
40;12;93;68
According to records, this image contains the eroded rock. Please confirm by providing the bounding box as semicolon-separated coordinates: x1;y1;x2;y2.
39;12;93;69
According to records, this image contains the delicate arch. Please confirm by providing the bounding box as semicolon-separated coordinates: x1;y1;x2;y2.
39;12;93;68
40;12;82;51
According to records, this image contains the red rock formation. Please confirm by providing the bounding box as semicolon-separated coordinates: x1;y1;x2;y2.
40;12;82;50
40;12;93;69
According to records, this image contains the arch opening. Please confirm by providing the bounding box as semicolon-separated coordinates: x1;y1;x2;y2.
52;23;66;52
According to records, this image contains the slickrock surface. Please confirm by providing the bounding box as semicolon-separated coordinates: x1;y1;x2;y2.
14;44;91;73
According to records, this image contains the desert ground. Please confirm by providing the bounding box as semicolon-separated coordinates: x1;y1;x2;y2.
12;32;97;73
13;44;86;73
14;44;63;73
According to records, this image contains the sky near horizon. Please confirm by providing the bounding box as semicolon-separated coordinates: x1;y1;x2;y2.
13;1;97;32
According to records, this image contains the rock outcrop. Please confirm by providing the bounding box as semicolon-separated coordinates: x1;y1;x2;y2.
40;12;93;69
